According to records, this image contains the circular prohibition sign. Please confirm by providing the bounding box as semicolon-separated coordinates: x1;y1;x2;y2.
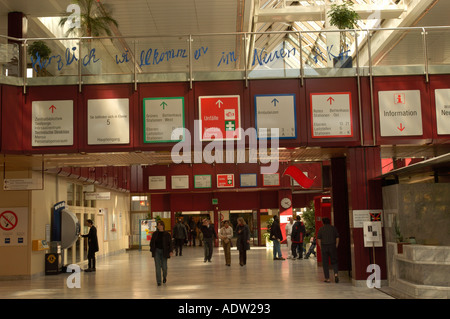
0;210;18;231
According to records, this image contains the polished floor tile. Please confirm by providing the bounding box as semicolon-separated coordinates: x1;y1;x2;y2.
1;246;394;299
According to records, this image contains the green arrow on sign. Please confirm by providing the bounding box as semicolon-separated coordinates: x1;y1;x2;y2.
160;101;168;110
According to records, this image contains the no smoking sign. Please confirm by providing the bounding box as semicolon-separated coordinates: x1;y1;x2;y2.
0;207;28;246
0;211;18;231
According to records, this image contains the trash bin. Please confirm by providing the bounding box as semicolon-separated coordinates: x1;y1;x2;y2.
45;253;62;275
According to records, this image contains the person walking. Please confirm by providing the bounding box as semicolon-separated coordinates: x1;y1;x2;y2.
305;236;317;259
173;218;188;256
81;219;99;272
317;217;340;283
200;218;217;262
270;215;284;260
236;217;250;266
219;220;233;266
149;220;173;286
291;215;306;259
189;217;197;246
285;217;294;259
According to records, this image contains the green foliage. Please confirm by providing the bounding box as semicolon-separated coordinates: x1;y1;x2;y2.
59;0;119;37
327;1;360;30
302;201;316;237
27;41;52;60
263;217;274;242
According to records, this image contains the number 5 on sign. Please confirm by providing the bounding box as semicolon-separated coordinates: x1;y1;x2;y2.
87;98;130;145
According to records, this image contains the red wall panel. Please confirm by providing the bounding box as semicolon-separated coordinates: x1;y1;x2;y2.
1;85;24;153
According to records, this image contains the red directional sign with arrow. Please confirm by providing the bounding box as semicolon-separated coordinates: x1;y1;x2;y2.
199;95;241;141
310;92;353;138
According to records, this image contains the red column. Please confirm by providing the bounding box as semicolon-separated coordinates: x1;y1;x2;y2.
346;147;386;282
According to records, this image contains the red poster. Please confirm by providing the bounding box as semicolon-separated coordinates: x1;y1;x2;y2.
199;95;241;141
217;174;234;188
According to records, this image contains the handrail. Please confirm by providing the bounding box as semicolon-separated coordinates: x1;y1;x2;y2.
1;26;449;97
7;25;449;42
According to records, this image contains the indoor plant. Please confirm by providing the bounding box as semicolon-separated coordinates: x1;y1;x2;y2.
327;0;359;67
27;40;52;76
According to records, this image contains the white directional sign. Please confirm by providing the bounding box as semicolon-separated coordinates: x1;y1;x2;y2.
255;94;296;139
144;97;185;143
435;89;450;135
32;100;73;146
310;92;353;138
378;90;423;137
87;98;130;145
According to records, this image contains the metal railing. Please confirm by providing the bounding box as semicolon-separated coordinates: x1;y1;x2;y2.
0;26;449;94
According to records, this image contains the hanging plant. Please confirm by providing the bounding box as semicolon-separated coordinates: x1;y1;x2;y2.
327;0;360;54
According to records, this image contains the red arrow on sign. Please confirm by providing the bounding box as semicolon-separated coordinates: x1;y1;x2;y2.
49;105;56;113
327;97;335;105
397;123;406;132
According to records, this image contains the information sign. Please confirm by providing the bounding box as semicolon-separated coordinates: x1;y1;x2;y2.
435;89;450;135
171;175;189;189
310;93;353;138
144;97;185;143
378;90;423;137
87;98;129;145
217;174;234;188
32;100;73;146
255;94;296;139
199;95;241;141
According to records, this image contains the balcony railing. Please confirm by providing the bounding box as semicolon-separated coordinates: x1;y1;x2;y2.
1;26;449;92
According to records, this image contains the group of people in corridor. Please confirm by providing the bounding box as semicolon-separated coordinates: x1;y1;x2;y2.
146;215;339;287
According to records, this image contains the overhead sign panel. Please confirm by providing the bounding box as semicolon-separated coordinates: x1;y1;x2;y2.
87;98;130;145
435;89;450;135
378;90;423;137
255;94;296;139
143;97;185;143
310;92;353;138
199;95;241;141
32;100;73;147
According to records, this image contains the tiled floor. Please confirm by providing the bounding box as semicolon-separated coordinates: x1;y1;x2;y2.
1;245;394;299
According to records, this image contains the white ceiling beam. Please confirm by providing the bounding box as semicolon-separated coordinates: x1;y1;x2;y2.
254;4;407;23
358;0;437;67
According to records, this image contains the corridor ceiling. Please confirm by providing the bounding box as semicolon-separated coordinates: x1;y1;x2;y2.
0;0;449;170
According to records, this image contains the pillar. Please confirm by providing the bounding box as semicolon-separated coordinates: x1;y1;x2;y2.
346;147;386;285
330;157;351;273
8;12;27;77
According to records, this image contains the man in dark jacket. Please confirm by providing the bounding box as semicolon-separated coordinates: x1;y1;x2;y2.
317;217;340;283
270;215;284;260
150;220;173;286
200;219;217;262
173;219;188;256
291;215;306;259
81;219;99;272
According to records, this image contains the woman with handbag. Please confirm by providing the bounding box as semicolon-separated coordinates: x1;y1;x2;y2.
219;220;233;266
